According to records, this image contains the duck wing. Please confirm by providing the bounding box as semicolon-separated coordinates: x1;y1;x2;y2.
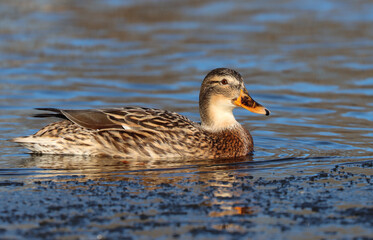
34;107;197;131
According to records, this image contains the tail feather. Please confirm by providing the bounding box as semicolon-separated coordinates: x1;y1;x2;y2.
11;136;41;153
12;136;96;155
33;108;66;119
11;136;35;143
35;108;61;112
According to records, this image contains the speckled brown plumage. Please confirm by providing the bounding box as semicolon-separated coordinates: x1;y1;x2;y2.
15;107;253;159
12;68;269;160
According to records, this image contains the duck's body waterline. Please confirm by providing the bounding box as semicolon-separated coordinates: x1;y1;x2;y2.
12;68;269;159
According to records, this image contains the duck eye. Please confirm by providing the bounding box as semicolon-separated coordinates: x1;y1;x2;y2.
221;79;228;85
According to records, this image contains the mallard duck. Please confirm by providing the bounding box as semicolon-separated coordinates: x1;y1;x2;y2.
12;68;270;159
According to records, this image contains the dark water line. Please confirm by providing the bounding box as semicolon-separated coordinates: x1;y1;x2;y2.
338;159;373;166
93;155;351;175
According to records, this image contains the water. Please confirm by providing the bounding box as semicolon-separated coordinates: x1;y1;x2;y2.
1;0;373;239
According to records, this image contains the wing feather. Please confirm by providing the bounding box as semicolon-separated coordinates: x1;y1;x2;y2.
34;107;198;132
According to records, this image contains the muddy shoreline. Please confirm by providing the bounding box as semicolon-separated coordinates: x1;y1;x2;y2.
1;160;372;239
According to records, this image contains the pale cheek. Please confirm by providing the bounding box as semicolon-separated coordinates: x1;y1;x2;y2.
217;98;236;110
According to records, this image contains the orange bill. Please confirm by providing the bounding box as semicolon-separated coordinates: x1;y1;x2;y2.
233;89;270;116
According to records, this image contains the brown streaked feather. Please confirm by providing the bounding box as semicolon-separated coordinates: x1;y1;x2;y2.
61;109;122;130
13;107;253;159
33;107;195;131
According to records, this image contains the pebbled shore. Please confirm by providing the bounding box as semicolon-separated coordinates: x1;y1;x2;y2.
0;160;372;239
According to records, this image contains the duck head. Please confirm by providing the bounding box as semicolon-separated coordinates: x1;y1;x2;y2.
199;68;269;131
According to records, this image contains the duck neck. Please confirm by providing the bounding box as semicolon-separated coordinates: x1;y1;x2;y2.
199;94;239;132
